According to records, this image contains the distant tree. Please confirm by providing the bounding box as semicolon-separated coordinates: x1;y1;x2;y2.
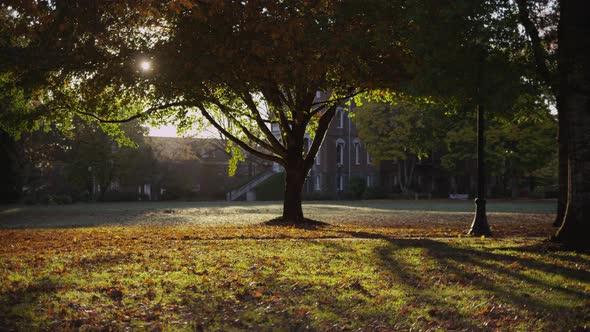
0;0;413;223
442;106;557;197
373;0;552;235
63;119;153;201
354;99;449;194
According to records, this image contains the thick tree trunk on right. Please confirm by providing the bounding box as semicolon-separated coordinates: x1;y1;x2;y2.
554;0;590;249
553;109;568;226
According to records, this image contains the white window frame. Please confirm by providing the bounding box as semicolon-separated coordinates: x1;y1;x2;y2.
337;107;344;128
336;140;345;165
354;141;360;165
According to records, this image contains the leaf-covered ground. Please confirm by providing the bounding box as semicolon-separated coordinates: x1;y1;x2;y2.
1;200;588;331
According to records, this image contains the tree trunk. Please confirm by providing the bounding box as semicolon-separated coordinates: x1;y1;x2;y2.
554;0;590;249
282;163;306;223
554;108;568;226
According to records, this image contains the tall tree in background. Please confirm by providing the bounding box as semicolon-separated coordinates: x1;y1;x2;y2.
0;0;413;223
354;99;449;194
388;0;535;235
63;119;152;201
515;0;563;226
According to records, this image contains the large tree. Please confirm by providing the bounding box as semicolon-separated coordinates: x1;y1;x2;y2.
552;0;590;249
515;0;563;226
0;0;413;223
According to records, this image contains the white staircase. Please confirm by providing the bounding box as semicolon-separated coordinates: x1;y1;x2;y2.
226;169;280;201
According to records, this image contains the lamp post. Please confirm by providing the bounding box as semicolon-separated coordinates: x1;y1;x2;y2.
469;47;492;237
469;102;492;236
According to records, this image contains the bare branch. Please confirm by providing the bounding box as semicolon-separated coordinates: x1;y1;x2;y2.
516;0;556;93
209;98;281;156
196;103;285;166
310;89;366;109
238;91;288;156
260;85;292;137
303;103;339;172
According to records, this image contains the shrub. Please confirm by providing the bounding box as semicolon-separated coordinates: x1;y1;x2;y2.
344;177;366;200
364;185;386;199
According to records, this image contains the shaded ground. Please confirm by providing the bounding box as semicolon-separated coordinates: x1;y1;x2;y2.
2;199;587;331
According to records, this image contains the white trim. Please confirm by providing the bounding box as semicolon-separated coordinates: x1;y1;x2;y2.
354;140;360;165
336;139;345;165
337;107;344;128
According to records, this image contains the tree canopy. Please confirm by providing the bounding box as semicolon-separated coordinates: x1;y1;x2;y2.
1;0;416;222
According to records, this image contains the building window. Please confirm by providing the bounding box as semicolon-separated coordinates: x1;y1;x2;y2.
367;151;372;165
337;175;344;191
337;107;344;128
315;91;321;99
354;142;360;165
315;175;321;191
367;175;372;188
336;141;345;165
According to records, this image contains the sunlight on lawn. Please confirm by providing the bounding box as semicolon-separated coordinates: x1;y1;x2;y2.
0;234;588;331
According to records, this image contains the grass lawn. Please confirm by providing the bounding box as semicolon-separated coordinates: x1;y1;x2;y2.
1;199;589;331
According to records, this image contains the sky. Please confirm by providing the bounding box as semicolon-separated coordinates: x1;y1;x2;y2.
148;124;219;138
148;124;180;137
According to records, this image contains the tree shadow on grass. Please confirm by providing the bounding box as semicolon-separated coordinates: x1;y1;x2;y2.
325;231;590;330
312;228;590;331
262;217;330;230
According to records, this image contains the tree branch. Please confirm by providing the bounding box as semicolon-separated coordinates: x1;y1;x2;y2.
303;103;339;172
238;91;288;156
310;89;366;109
516;0;556;93
196;103;285;166
260;85;292;138
209;98;281;156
